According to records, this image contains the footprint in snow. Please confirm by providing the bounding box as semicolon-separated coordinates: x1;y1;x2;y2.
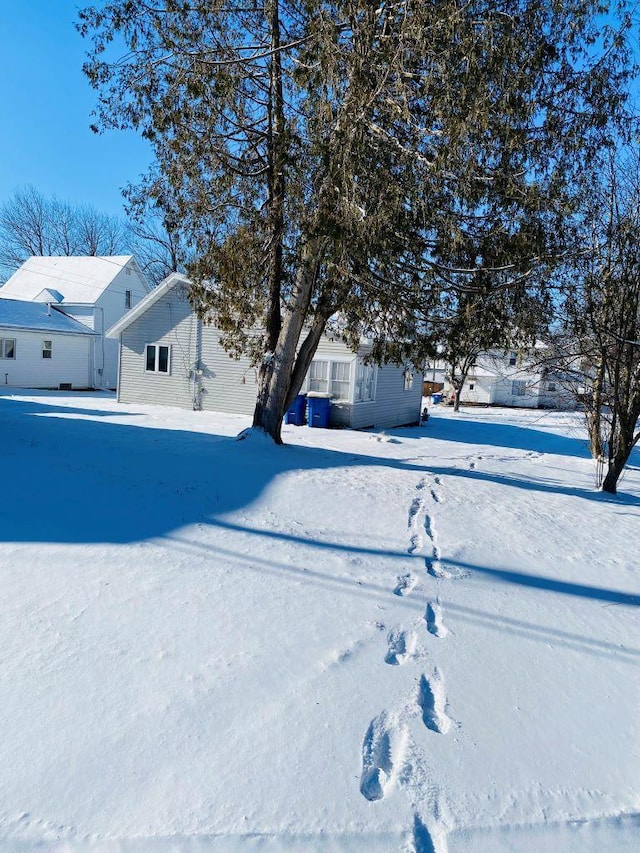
425;601;448;638
418;670;451;734
408;533;424;555
385;628;417;665
394;573;417;596
412;814;439;853
360;712;408;801
408;496;425;529
430;488;441;504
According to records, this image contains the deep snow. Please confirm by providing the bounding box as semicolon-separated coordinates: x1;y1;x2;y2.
0;390;638;852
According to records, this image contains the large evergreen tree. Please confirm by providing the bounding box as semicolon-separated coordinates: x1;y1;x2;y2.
79;1;636;442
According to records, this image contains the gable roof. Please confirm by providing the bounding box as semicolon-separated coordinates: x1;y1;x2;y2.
106;272;189;338
0;299;98;336
0;256;150;305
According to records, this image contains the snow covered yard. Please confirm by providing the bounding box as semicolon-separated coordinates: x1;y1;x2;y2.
0;390;638;852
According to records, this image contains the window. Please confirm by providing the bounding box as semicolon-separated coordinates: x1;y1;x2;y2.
547;381;557;392
355;360;376;402
508;351;517;366
42;340;52;359
511;380;526;396
330;362;351;400
125;290;132;309
145;344;170;374
469;383;475;391
308;360;328;393
403;368;414;392
0;338;15;359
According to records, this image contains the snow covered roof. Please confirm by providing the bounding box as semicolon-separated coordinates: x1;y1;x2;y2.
0;299;98;336
106;272;189;338
0;256;150;305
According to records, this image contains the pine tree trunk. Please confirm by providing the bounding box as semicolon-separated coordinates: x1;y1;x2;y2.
252;247;318;443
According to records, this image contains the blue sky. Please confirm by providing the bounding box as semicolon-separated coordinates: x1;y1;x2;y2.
0;1;151;219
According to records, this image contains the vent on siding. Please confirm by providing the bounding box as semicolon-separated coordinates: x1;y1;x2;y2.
59;383;72;391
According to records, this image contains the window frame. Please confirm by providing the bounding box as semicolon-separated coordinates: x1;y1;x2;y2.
511;379;526;397
0;338;16;359
354;359;377;402
403;367;414;392
125;289;132;309
42;340;52;359
144;343;171;375
305;357;354;402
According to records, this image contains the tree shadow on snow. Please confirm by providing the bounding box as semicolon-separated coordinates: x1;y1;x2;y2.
0;395;426;545
388;410;592;459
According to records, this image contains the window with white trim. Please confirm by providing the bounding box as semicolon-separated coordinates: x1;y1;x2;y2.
125;290;132;309
330;361;351;400
354;359;376;402
511;380;526;396
308;360;328;392
0;338;15;359
42;340;52;359
145;344;171;374
508;351;517;366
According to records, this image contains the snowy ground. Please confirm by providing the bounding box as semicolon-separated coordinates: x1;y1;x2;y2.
0;389;638;852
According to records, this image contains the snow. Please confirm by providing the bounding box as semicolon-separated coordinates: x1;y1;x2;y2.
0;256;139;304
0;299;97;335
0;390;638;852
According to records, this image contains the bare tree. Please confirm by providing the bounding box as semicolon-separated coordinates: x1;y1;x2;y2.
556;151;640;494
0;187;130;276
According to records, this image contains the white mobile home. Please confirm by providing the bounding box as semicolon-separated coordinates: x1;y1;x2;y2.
107;273;422;429
0;299;97;389
0;255;150;389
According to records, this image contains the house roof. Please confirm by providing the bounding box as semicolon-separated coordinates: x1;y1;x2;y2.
0;299;98;336
0;256;150;305
106;272;189;338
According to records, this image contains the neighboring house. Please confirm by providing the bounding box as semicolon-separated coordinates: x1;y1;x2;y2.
426;349;575;409
107;273;423;429
0;256;151;389
0;298;97;389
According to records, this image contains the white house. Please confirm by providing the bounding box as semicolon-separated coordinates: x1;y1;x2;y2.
426;348;575;409
0;256;151;389
0;298;97;389
107;273;423;429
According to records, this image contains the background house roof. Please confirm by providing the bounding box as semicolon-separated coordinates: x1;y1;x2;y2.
0;256;148;305
0;299;98;336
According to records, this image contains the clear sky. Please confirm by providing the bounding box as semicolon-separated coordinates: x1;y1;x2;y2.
0;1;151;219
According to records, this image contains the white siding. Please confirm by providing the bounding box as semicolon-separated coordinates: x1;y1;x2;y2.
199;332;258;415
117;288;197;408
97;261;150;389
0;328;92;389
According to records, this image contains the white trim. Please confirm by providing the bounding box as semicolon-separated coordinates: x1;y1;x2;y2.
106;272;189;338
144;343;171;375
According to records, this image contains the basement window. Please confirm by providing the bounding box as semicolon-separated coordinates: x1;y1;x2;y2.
145;344;170;374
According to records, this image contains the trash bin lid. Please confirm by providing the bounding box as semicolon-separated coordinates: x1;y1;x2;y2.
306;391;333;398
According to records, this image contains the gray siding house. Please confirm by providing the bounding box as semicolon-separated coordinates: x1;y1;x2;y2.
107;273;422;430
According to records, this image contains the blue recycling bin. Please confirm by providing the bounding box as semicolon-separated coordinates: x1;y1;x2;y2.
432;393;443;404
307;394;331;428
284;394;307;426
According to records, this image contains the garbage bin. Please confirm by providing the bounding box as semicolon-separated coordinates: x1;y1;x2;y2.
432;392;443;404
284;393;307;426
307;392;332;428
